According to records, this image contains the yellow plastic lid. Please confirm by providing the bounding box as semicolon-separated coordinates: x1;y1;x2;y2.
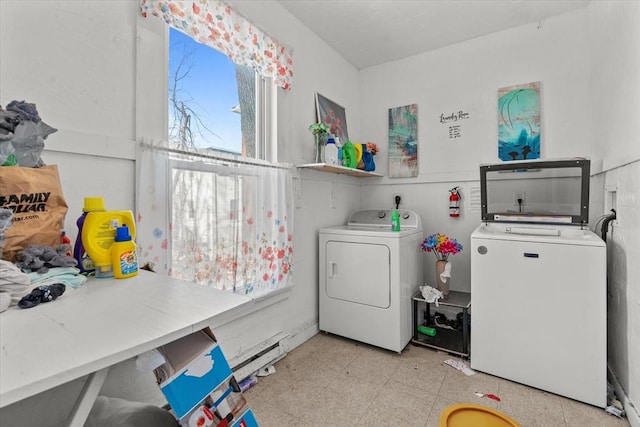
439;404;521;427
83;197;106;212
353;143;363;163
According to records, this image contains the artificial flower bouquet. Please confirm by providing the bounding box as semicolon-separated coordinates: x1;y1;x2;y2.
365;142;378;155
309;122;330;135
420;233;463;261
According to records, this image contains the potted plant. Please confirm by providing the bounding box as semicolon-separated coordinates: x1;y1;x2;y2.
309;122;330;163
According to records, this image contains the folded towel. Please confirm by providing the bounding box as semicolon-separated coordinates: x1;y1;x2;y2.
28;267;87;289
0;260;31;312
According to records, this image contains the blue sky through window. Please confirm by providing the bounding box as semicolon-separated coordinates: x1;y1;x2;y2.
169;28;242;153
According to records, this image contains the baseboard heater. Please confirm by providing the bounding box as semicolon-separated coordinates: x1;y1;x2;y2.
231;333;288;382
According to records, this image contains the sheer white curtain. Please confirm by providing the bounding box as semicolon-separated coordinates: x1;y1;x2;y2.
136;140;294;297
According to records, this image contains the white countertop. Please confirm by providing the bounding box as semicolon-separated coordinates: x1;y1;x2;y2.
0;270;253;408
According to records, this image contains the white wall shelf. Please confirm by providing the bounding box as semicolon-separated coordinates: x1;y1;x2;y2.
297;163;382;177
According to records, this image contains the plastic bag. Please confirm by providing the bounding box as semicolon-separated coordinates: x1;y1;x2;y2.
0;138;18;166
420;285;443;306
11;120;57;167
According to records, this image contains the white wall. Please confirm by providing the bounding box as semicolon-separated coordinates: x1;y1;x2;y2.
358;9;592;294
588;1;640;423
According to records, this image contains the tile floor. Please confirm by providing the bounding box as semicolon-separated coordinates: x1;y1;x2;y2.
244;333;630;427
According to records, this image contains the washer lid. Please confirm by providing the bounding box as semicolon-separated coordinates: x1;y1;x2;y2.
471;223;605;247
347;209;422;230
319;225;422;238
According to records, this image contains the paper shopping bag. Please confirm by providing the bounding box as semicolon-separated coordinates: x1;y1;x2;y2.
0;165;68;262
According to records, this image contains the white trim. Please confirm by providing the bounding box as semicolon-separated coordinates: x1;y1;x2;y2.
229;332;288;381
45;129;135;160
281;319;319;353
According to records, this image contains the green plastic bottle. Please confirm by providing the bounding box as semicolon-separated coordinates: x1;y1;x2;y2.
391;209;400;231
418;325;436;337
341;141;357;168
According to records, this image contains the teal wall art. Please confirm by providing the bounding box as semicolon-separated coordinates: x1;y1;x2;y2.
388;104;418;178
498;81;541;161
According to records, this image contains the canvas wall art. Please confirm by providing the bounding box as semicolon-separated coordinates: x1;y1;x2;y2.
498;81;541;161
388;104;418;178
315;92;348;141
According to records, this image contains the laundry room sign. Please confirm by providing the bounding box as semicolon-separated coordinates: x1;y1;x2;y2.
439;109;470;140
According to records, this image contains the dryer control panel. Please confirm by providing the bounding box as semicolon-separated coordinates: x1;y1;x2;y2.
347;210;422;229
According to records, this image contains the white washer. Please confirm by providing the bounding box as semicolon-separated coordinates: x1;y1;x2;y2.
319;210;423;353
471;223;606;407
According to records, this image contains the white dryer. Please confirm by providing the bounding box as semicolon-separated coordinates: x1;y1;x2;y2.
319;210;423;353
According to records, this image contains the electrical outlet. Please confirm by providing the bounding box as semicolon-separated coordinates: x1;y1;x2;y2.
513;191;525;207
393;194;402;208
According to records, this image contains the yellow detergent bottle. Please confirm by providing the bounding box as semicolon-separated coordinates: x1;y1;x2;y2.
74;197;106;274
81;209;136;279
111;225;138;279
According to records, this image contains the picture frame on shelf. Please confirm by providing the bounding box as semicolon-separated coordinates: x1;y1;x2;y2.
315;92;349;142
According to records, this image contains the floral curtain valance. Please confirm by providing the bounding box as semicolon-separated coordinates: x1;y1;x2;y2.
140;0;294;90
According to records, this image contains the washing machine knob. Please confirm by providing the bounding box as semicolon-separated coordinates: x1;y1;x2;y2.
378;211;386;219
402;212;410;220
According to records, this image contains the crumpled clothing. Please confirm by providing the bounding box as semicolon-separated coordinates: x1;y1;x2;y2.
16;244;77;274
0;109;21;132
28;267;87;289
0;101;55;167
420;284;443;307
0;127;14;141
0;293;11;312
0;260;31;312
18;283;66;309
6;100;41;122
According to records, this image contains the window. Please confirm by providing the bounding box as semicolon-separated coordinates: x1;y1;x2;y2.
137;1;294;298
168;27;271;160
165;29;291;296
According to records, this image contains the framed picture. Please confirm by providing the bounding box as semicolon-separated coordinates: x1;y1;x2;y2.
498;81;541;161
388;104;418;178
315;92;349;141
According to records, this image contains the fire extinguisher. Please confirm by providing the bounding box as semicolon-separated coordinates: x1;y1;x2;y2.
449;187;461;218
